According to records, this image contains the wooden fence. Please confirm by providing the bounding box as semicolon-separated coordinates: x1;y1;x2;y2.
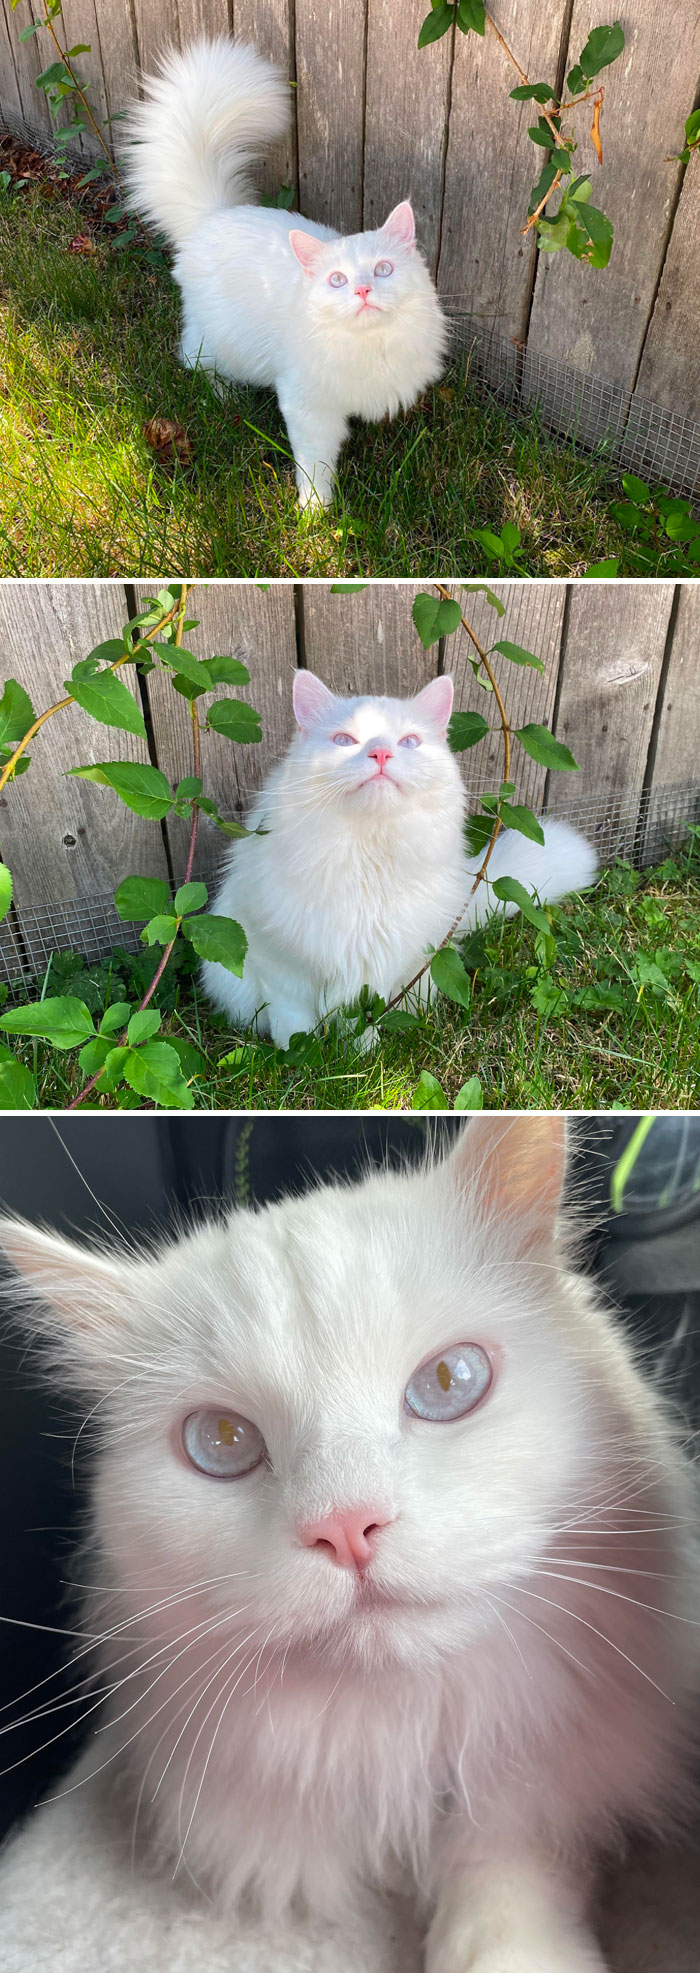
1;0;699;424
0;579;697;972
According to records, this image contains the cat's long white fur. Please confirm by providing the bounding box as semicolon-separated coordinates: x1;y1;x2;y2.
122;38;448;506
0;1119;698;1973
201;670;598;1047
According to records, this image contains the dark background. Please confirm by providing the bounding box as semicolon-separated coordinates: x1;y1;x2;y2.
1;1113;699;1843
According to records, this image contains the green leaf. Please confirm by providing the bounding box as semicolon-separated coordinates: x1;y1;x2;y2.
456;0;485;31
165;1034;206;1079
378;1009;421;1032
412;1071;449;1110
454;1076;483;1111
510;83;556;103
0;863;12;925
78;1034;114;1078
0;996;95;1050
491;876;551;935
0;1046;35;1110
95;1045;130;1091
153;645;212;689
122;1040;194;1109
448;711;489;752
329;583;368;593
114;875;171;921
665;513;700;543
491;639;544;673
575;201;613;267
576;21;624;80
621;473;651;505
207;700;263;744
0;678;35;752
430;944;471;1012
609;500;648;534
515;723;579;771
141;914;178;945
99;1002;131;1036
685;109;700;145
461;582;506;617
417;2;454;49
216;816;257;839
529;159;559;211
412;594;462;648
183;913;248;975
566;63;586;95
127;1008;162;1047
584;558;619;577
174;881;208;917
175;777;203;800
68;761;173;819
465;811;494;856
499;802;545;846
471;527;508;561
206;657;251;686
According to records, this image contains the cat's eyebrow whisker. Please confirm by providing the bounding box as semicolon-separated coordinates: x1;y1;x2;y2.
502;1582;675;1702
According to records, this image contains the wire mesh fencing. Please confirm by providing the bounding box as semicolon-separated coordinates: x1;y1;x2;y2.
1;782;697;998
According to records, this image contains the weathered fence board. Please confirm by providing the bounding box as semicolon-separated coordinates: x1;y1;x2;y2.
295;0;365;232
527;0;700;394
649;583;700;791
438;1;569;343
1;0;699;425
444;585;567;813
544;583;675;814
301;583;435;701
364;0;452;269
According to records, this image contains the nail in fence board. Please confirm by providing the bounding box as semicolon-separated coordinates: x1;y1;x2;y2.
634;150;700;421
235;0;298;202
363;0;452;271
649;583;700;792
139;584;298;878
545;584;675;815
527;1;700;395
447;585;566;815
0;585;169;970
301;585;436;701
295;0;365;231
438;2;569;341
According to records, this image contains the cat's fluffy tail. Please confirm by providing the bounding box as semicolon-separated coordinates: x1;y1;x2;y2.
461;818;598;931
123;37;290;247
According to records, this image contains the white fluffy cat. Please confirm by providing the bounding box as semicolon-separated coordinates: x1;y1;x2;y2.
0;1117;698;1973
201;669;597;1048
123;38;448;507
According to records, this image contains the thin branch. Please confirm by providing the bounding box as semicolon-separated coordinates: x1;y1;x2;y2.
484;8;564;151
522;169;564;236
0;602;182;796
45;18;122;179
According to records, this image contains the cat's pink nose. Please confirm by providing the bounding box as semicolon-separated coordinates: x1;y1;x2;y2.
355;284;372;301
368;746;393;771
299;1507;392;1571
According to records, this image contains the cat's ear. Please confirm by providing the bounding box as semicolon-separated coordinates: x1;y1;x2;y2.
292;669;336;731
0;1218;133;1380
411;675;453;735
447;1117;568;1247
289;229;326;275
381;201;415;250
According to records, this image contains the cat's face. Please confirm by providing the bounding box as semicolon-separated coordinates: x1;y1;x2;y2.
289;669;458;819
289;202;429;331
0;1122;595;1679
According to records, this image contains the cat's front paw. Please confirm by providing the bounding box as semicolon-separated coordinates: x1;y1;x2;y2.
296;471;334;511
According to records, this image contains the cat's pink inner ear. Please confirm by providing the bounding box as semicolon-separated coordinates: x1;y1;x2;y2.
289;229;325;275
292;669;336;731
381;201;415;249
411;675;453;734
449;1118;568;1245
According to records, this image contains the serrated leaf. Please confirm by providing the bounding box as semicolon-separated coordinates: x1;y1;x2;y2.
411;1071;449;1110
448;711;489;752
0;678;35;752
0;863;12;925
127;1008;162;1047
0;996;95;1050
515;724;579;771
430;944;471;1012
456;0;485;31
0;1047;36;1110
174;881;208;917
183;913;248;975
206;657;251;686
207;700;263;744
68;761;173;819
577;21;624;80
95;1045;130;1092
114;875;171;921
500;802;545;846
166;1035;206;1079
412;594;462;648
465;811;494;856
122;1040;194;1109
491;639;544;672
454;1076;483;1110
78;1034;114;1078
175;777;203;800
141;914;178;946
152;645;212;689
99;1002;131;1036
491;876;551;935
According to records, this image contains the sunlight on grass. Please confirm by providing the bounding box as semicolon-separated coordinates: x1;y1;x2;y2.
0;185;636;578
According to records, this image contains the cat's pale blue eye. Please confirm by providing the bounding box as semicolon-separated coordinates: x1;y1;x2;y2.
182;1408;266;1479
398;733;421;749
328;271;348;288
404;1344;492;1422
332;731;357;746
374;259;394;277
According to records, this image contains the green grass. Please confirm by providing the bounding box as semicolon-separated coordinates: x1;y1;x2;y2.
0;181;644;579
4;855;699;1111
